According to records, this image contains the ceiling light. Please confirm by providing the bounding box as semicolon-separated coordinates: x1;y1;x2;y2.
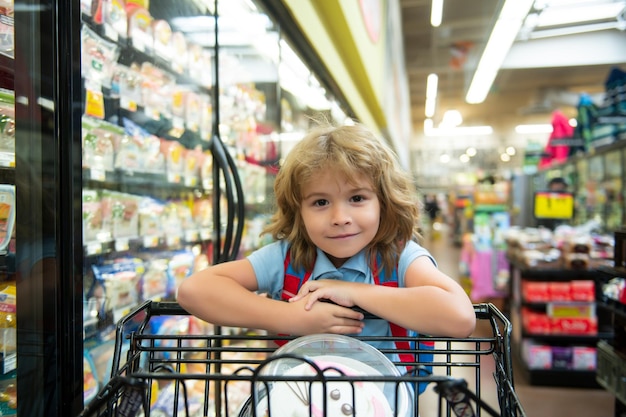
506;146;516;155
425;73;438;117
460;154;470;163
441;109;463;127
466;147;477;156
425;125;494;137
529;21;622;39
536;2;625;27
465;0;535;104
440;154;451;163
500;153;511;162
515;123;553;134
431;0;444;27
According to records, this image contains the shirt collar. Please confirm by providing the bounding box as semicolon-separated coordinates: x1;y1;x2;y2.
311;248;371;279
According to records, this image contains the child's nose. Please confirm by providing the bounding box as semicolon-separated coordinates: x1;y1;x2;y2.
331;205;352;225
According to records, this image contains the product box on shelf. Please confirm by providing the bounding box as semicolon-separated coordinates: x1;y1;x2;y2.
572;346;597;370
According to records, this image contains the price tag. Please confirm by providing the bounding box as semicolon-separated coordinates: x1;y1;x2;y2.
85;242;102;256
185;230;199;242
167;172;181;183
115;238;130;252
89;168;106;182
200;228;212;241
143;236;160;248
166;235;181;247
534;192;574;219
120;96;138;112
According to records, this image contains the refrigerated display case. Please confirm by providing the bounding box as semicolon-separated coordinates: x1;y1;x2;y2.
12;0;363;415
12;0;402;414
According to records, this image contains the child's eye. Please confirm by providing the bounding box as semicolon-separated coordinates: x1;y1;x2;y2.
350;195;365;203
313;199;329;207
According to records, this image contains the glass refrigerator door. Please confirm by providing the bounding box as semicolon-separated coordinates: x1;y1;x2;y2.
13;0;85;416
0;3;15;416
79;0;234;407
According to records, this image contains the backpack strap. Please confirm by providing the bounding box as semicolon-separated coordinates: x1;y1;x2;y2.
373;260;435;395
280;249;312;301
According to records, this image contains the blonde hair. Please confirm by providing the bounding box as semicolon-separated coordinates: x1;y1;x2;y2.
262;123;421;276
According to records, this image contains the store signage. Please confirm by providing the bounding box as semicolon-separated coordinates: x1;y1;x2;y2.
533;191;574;219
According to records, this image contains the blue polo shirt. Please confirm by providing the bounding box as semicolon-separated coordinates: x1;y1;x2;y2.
248;239;435;340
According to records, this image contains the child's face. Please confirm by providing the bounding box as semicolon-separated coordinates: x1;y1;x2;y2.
300;169;380;268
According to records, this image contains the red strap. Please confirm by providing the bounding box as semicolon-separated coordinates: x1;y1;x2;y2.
281;250;312;300
372;259;414;362
276;250;312;346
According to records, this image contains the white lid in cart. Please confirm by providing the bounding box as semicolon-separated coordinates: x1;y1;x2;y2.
254;334;413;417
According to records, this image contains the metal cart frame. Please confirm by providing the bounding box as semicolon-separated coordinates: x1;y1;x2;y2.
80;301;526;417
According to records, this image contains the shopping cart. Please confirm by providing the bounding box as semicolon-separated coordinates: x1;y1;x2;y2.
79;301;526;417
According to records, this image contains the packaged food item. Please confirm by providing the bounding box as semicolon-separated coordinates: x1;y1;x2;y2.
101;0;127;42
200;149;213;190
152;19;172;60
121;118;165;174
139;256;168;300
0;184;15;253
0;284;15;353
138;62;175;120
170;32;188;74
0;1;14;58
91;257;143;312
0;88;14;163
166;249;195;298
100;190;140;239
137;196;164;238
160;139;184;183
82;118;116;173
81;25;119;88
127;6;152;52
83;354;99;404
110;63;142;111
82;189;108;243
183;146;202;187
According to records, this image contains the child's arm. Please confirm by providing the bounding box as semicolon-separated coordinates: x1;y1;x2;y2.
290;256;476;338
176;259;365;335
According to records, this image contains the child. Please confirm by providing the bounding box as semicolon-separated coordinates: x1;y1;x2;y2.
177;123;476;345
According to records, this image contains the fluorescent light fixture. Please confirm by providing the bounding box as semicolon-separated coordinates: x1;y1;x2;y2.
465;0;534;104
536;2;625;27
425;73;438;117
529;21;622;39
431;0;444;27
425;125;494;137
515;124;553;134
441;109;463;127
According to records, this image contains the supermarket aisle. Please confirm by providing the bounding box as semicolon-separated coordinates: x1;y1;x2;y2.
421;226;615;417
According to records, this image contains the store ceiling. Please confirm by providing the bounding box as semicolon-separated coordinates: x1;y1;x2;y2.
399;0;626;186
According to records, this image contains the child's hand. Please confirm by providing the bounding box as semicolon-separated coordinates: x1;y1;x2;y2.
290;279;358;311
288;294;364;335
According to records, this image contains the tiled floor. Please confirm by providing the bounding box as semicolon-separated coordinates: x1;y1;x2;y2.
421;225;616;417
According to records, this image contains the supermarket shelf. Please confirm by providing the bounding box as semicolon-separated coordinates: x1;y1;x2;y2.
515;347;601;388
521;330;613;345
